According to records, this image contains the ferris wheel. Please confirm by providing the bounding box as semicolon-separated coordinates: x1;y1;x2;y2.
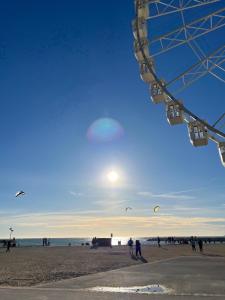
132;0;225;166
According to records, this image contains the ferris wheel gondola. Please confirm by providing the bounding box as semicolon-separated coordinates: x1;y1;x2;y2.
132;0;225;166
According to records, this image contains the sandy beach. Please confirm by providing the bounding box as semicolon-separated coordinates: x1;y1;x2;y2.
0;244;224;287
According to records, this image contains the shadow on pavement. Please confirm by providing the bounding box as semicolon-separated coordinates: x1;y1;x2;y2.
138;256;148;263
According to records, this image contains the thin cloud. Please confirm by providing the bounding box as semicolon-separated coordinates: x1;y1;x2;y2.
93;198;128;210
69;191;84;197
1;212;225;237
137;191;195;200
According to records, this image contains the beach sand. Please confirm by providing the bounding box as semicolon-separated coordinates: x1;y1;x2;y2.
0;244;224;287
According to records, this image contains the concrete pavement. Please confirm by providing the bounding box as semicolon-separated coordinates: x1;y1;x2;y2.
0;255;224;299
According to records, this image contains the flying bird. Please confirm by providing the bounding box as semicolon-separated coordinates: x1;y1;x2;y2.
153;205;160;213
125;207;132;212
9;227;13;232
15;191;25;197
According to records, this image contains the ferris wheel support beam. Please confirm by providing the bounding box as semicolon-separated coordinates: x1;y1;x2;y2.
135;5;225;140
212;113;225;128
150;7;225;57
166;45;225;93
147;0;221;19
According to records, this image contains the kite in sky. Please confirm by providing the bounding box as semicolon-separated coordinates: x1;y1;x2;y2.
125;207;132;212
153;205;160;213
15;191;25;197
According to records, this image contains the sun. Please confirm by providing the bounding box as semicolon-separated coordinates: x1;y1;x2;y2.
107;170;119;183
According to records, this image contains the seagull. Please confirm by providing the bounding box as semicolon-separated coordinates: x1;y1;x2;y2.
9;227;13;232
15;191;25;197
125;207;132;212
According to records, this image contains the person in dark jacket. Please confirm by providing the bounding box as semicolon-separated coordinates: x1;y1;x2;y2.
128;238;134;255
198;239;203;252
6;240;11;252
135;240;142;257
157;236;161;248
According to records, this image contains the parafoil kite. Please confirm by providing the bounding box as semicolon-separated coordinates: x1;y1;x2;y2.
153;205;160;213
15;191;25;197
125;207;132;212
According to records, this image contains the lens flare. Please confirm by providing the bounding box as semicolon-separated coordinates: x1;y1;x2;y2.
107;171;119;183
87;118;124;142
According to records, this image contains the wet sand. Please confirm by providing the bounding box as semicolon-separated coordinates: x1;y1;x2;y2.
0;244;224;287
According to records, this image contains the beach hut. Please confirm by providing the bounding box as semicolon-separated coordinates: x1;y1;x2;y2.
95;238;112;247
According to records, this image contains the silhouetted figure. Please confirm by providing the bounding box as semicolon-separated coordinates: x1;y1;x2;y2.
6;240;11;252
91;237;97;249
135;240;142;257
198;239;203;252
157;237;161;248
12;238;16;247
128;238;134;255
43;238;46;247
191;239;196;251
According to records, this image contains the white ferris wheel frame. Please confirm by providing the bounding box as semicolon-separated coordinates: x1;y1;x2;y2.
133;0;225;165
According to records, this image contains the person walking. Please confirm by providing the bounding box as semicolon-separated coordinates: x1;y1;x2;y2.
198;239;203;252
128;238;134;255
6;240;11;253
135;240;142;257
157;236;161;248
191;239;196;251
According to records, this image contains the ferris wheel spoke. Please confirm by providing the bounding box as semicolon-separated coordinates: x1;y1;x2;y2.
166;45;225;93
212;113;225;128
150;7;225;57
146;0;221;19
209;69;225;83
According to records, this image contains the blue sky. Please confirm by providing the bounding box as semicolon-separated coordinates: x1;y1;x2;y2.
0;0;224;238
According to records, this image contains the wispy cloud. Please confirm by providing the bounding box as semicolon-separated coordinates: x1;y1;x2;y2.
0;211;225;237
93;198;128;210
69;191;84;197
137;191;195;200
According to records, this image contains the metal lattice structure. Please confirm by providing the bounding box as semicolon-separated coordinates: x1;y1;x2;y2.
133;0;225;166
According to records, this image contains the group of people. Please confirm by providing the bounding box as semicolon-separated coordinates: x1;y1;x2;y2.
128;238;142;257
191;238;203;252
3;238;16;252
42;238;50;247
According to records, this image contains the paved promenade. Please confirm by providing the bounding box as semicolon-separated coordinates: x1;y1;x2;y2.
0;255;224;299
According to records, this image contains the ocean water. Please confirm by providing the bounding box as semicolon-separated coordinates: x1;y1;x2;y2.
15;237;157;247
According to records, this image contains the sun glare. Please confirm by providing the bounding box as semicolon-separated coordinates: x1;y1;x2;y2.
107;171;119;183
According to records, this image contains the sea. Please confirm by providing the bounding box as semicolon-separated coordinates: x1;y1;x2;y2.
15;237;158;247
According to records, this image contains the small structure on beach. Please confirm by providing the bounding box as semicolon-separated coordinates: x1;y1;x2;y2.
92;238;112;248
